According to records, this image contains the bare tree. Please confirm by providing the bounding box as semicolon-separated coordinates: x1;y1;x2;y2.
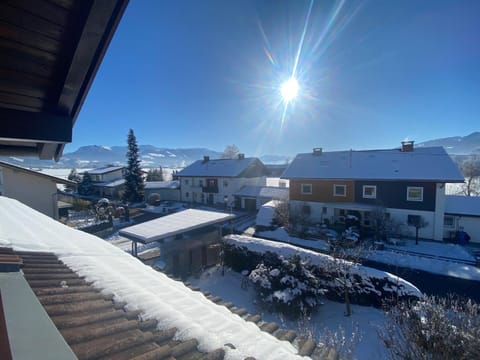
272;200;289;228
380;295;480;360
221;144;240;159
407;215;428;245
459;156;480;196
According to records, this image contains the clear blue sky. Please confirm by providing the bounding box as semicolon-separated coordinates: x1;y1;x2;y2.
67;0;480;157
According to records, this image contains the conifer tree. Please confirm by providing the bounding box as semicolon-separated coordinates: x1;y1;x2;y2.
66;168;81;192
122;129;144;203
78;172;94;196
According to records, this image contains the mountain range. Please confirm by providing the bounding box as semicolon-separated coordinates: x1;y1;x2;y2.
1;132;478;169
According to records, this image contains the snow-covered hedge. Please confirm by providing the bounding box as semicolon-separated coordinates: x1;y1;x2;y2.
224;235;421;308
249;255;326;317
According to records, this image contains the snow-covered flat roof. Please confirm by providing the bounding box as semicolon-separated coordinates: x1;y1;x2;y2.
144;180;180;189
235;185;289;199
282;146;464;182
0;197;305;360
119;208;234;243
445;195;480;217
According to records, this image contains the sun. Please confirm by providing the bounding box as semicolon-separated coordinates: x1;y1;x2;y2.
280;77;299;103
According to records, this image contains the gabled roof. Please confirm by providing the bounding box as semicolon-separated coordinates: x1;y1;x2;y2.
282;146;464;182
177;157;267;178
0;0;128;161
445;195;480;217
235;186;289;200
88;166;124;175
0;161;75;185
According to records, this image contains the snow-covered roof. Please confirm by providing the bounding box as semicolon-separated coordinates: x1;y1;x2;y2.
177;157;265;178
235;185;289;200
144;180;180;189
445;195;480;217
93;178;125;188
87;166;124;175
0;161;76;185
0;197;305;360
282;146;464;182
119;208;234;244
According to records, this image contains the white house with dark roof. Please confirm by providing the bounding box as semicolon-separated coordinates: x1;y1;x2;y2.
444;195;480;243
176;154;269;207
281;143;465;241
0;161;76;219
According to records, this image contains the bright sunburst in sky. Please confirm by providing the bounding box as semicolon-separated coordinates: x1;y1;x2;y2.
69;0;480;157
280;78;299;103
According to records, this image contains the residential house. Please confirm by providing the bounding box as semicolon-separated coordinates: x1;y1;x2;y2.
86;166;125;199
176;154;269;207
0;161;75;219
234;185;289;211
444;195;480;243
144;180;181;202
281;143;465;241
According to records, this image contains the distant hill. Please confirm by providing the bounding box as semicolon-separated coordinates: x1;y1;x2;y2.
0;146;222;169
1;132;477;169
417;132;480;155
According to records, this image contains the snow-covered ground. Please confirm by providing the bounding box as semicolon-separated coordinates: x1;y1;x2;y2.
365;240;480;281
0;197;310;360
258;227;331;252
189;266;387;360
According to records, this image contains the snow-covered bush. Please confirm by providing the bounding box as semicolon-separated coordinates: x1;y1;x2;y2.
380;295;480;360
249;254;326;318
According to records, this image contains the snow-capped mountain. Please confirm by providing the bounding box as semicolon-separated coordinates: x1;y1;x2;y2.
0;145;222;169
417;132;480;155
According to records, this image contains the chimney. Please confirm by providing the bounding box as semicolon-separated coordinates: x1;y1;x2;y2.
401;141;414;152
203;155;210;162
313;148;322;156
238;153;245;160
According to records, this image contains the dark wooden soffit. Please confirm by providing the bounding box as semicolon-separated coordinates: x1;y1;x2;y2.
0;0;129;161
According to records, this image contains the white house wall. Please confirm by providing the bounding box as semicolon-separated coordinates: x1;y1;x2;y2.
1;167;58;218
290;200;438;240
434;183;446;242
180;176;266;205
444;216;480;244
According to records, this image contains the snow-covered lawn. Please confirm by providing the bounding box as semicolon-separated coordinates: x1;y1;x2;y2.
189;266;388;360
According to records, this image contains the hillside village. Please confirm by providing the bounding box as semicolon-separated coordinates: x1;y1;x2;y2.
1;1;480;360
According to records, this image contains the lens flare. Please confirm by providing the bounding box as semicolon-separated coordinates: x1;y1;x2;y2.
280;78;299;103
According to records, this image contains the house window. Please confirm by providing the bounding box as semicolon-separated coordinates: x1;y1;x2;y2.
301;184;312;195
185;192;189;198
334;184;346;197
223;180;228;187
322;207;327;214
444;215;455;228
363;185;376;199
407;187;423;201
302;205;311;215
184;179;189;186
199;179;203;186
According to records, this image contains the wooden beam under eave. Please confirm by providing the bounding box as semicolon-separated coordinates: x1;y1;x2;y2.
0;108;72;143
57;0;129;118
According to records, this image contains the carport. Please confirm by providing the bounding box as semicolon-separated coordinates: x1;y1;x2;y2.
119;208;235;256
